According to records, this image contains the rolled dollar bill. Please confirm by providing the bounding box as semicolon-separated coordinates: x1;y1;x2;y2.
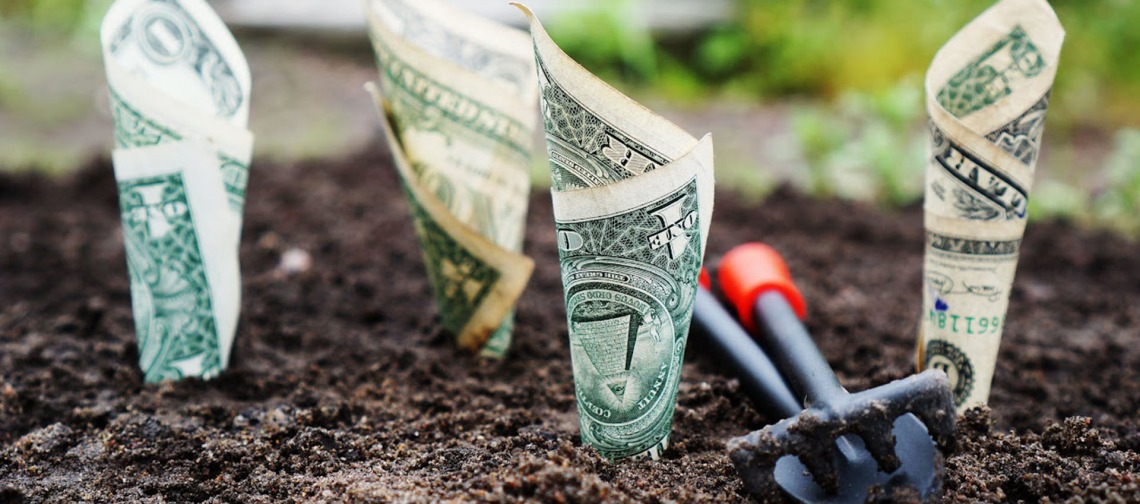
101;0;253;381
364;0;537;357
516;4;715;460
916;0;1064;411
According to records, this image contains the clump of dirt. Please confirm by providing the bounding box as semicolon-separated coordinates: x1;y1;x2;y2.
0;149;1137;502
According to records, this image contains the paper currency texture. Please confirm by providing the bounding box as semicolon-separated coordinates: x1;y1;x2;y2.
916;0;1064;412
364;0;537;357
517;4;715;461
102;0;253;382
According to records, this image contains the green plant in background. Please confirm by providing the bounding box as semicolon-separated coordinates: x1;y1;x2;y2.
791;81;926;206
695;25;750;79
1026;179;1088;223
2;0;1137;234
842;81;925;206
791;107;848;199
545;0;658;85
727;0;1140;133
543;0;1140;136
0;0;112;39
1091;129;1140;235
1;0;88;32
0;0;118;172
546;0;1140;225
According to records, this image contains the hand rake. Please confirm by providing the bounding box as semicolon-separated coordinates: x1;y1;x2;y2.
695;244;956;502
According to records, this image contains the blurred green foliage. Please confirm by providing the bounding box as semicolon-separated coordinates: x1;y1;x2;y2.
0;0;111;38
6;0;1137;131
546;0;658;82
791;81;926;206
545;0;1140;232
1090;129;1140;235
549;0;1140;132
3;0;1138;232
1018;128;1140;236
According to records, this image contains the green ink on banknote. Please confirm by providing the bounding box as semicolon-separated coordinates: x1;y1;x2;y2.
557;179;702;460
111;90;250;217
371;34;531;158
219;153;249;213
402;184;500;337
937;26;1046;119
110;89;181;148
479;315;514;358
536;56;671;192
119;173;223;382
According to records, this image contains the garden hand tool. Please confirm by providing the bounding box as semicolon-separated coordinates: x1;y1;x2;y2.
694;266;947;502
717;244;956;502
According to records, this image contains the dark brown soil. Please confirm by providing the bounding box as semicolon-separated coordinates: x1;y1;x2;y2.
1;149;1137;502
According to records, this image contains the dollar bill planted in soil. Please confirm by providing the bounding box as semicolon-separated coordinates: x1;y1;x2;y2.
917;0;1064;412
517;3;715;461
101;0;253;382
364;0;538;357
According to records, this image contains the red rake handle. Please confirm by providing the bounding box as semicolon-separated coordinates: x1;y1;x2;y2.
717;243;807;333
718;243;846;406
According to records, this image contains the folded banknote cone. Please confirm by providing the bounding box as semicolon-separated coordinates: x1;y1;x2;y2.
916;0;1064;412
101;0;253;382
516;3;715;461
364;0;538;357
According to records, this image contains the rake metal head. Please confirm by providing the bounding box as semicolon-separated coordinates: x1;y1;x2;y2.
728;370;957;501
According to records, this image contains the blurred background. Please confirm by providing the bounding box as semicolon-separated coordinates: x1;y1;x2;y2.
1;0;1138;232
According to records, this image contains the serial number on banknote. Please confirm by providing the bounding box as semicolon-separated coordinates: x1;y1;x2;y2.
928;310;1004;335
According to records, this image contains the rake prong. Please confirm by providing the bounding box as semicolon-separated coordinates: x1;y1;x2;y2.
728;429;787;501
903;370;959;452
730;414;847;495
921;408;958;453
791;437;842;494
780;412;845;493
851;416;900;473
